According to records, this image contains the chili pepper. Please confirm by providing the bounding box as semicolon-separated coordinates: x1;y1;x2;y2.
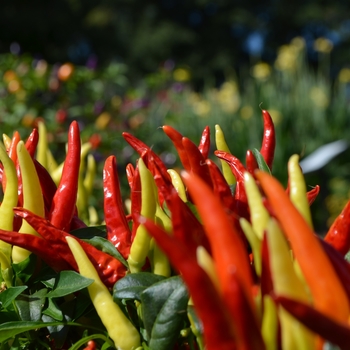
245;149;258;175
288;154;313;228
182;137;213;188
123;131;171;181
135;215;237;350
83;340;96;350
66;236;141;350
260;109;275;170
307;185;320;205
25;128;39;158
196;246;220;290
274;295;350;350
266;218;315;349
167;169;187;202
2;134;11;150
37;121;49;169
84;154;96;200
198;126;210;159
182;171;254;307
256;170;349;324
162;125;191;171
324;199;350;256
126;163;135;189
215;150;249;220
260;233;274;297
15;208;126;288
261;295;278;350
129;161;141;241
8;131;21;164
214;124;236;185
244;171;270;240
128;158;157;273
103;155;132;260
12;141;46;264
49;121;81;231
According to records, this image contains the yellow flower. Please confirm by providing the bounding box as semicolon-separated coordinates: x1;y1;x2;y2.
193;100;211;117
173;68;191;82
290;37;306;51
275;45;298;71
240;106;254;120
217;81;240;113
338;68;350;83
95;112;111;130
309;87;329;109
314;37;333;53
251;62;271;81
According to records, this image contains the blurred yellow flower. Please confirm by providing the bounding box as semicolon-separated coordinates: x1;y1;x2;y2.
111;95;122;110
309;87;329;109
173;68;191;82
129;113;146;129
217;81;240;113
240;105;254;120
275;45;298;71
251;62;271;81
3;70;17;83
338;68;350;83
21;114;35;127
95;112;111;130
290;37;306;51
8;80;21;93
193;100;211;117
314;37;333;53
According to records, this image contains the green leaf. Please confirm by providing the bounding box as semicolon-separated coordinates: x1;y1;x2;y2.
252;148;272;174
15;289;47;321
149;281;189;350
12;254;37;284
0;286;27;310
46;271;93;298
141;276;188;341
42;298;63;321
71;225;107;239
83;236;128;268
113;272;166;301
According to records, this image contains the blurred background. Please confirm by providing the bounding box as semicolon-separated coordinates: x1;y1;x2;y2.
1;0;350;232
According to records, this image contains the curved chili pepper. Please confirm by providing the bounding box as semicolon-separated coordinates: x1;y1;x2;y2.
167;169;187;202
103;155;132;259
256;170;349;324
182;171;254;307
135;214;237;350
122;132;171;181
125;163;134;189
307;185;320;205
215;150;249;220
15;208;126;288
198;126;210;159
37;121;49;170
25;128;39;158
245;149;258;175
260;109;275;170
274;295;350;350
162;125;191;171
8;131;21;164
182;137;213;188
324;199;350;256
130;161;141;241
49;121;81;231
66;236;141;350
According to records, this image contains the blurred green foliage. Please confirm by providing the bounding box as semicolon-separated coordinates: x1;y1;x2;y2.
1;36;350;232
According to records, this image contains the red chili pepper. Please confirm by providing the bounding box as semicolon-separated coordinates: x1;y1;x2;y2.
130;161;141;242
0;229;71;272
245;149;258;175
135;214;237;350
123;132;171;182
49;121;81;231
198;126;211;160
324;200;350;256
8;131;21;164
25;128;39;158
214;151;249;220
162;125;191;171
307;185;320;205
15;208;126;288
260;110;275;170
274;295;350;350
103;156;132;259
83;340;96;350
126;163;135;189
260;233;274;296
182;137;213;188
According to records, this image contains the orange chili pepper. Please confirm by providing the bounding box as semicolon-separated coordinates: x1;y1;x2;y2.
255;170;349;324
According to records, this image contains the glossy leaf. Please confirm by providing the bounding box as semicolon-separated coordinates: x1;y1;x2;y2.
0;286;27;310
46;271;93;298
15;289;47;321
252;148;271;174
113;272;166;301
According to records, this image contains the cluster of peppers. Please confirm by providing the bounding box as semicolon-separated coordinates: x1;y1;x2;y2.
0;110;350;349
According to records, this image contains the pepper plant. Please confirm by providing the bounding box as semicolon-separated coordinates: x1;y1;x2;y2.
0;110;350;350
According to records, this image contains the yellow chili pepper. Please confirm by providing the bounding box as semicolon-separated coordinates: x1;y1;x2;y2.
244;171;270;240
167;169;187;202
240;218;262;276
128;158;157;273
37;121;49;169
83;154;96;199
288;154;313;228
12;141;45;264
261;295;278;350
196;245;220;290
2;134;11;149
266;218;315;350
214;124;236;185
66;236;141;350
